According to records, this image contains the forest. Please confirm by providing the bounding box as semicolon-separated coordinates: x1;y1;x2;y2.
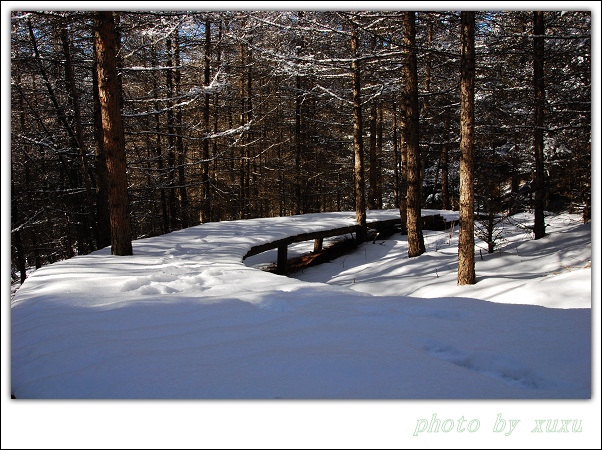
10;10;591;283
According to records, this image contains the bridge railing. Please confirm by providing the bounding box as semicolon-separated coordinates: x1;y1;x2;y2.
244;214;452;275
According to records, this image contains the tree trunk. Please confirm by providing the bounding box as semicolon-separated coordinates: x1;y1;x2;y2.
295;71;303;215
458;11;476;285
533;11;546;239
201;18;212;223
441;147;451;210
94;11;133;256
165;36;179;231
92;35;112;248
174;29;190;228
351;22;367;242
392;102;400;209
60;20;98;252
150;44;169;233
368;100;378;210
402;12;425;257
376;103;383;208
11;175;27;284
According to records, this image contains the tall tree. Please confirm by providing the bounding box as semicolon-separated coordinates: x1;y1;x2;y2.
92;26;112;249
351;21;367;241
402;12;425;257
201;18;212;223
533;11;546;239
94;11;133;256
458;11;476;285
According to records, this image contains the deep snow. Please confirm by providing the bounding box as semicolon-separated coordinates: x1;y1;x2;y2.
6;209;598;449
10;210;591;400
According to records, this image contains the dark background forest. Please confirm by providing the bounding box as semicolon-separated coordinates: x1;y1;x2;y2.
10;10;591;282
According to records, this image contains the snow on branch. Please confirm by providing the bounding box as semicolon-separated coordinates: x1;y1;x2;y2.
123;68;226;117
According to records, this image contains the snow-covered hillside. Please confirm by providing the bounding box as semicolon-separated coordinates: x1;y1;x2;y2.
10;210;591;399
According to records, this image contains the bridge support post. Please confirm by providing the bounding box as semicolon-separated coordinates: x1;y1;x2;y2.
277;244;288;275
314;238;323;252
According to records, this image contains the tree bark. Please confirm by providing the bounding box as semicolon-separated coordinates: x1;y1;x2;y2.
368;100;378;210
392;102;400;209
402;12;425;257
166;36;178;231
174;29;190;228
376;103;383;208
533;11;546;239
92;34;112;248
201;18;212;223
458;11;476;285
441;141;450;210
94;11;133;256
351;22;367;242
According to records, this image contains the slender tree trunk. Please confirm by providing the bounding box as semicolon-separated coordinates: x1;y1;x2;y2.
212;21;223;222
402;12;425;257
458;11;476;285
295;71;303;215
14;77;28;283
239;42;246;220
351;22;367;241
368;100;377;210
60;21;98;252
245;45;254;217
150;44;169;233
92;36;112;248
376;103;383;208
166;36;178;231
392;101;400;209
94;11;133;256
441;140;450;210
11;175;27;284
399;111;408;234
174;29;189;228
201;18;212;223
533;11;546;239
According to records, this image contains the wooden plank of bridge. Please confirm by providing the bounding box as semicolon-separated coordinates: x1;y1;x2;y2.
245;212;454;275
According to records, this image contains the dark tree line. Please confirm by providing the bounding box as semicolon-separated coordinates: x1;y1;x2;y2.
11;10;591;284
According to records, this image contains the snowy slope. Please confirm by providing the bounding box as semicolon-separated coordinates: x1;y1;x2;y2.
10;210;591;400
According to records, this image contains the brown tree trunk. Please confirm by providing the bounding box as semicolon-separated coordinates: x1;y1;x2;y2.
533;11;546;239
376;103;383;208
238;42;246;220
174;29;189;228
166;36;178;231
392;102;400;209
94;11;133;256
351;22;367;241
399;108;408;234
441;141;451;210
368;100;378;210
294;12;305;215
402;12;425;257
92;36;112;248
295;71;303;215
201;18;212;223
458;11;476;285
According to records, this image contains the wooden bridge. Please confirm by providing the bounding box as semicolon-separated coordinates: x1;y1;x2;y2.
243;212;453;275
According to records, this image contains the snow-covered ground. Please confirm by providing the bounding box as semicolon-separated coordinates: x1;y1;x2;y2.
5;209;599;448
